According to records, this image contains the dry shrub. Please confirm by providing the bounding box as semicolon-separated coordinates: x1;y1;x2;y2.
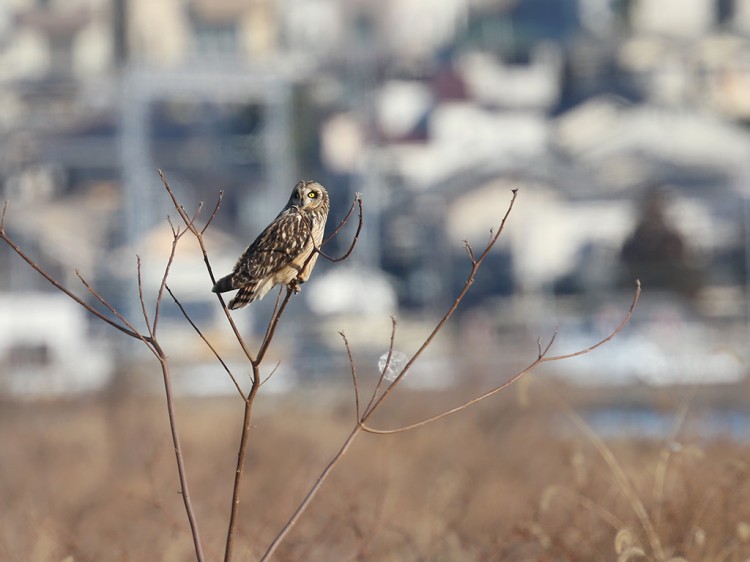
3;383;750;562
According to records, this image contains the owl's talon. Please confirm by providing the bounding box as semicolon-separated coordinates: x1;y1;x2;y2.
289;278;302;294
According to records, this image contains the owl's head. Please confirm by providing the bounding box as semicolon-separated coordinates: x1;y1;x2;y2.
289;180;329;212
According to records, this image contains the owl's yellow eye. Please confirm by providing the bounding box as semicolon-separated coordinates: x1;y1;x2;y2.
307;191;317;199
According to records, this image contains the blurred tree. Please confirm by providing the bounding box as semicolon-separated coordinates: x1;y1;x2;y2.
620;190;703;298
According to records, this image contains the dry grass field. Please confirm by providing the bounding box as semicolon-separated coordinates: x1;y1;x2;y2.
2;379;750;562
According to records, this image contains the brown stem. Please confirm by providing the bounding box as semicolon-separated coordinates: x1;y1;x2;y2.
224;374;260;562
154;342;206;562
256;288;294;365
259;425;363;562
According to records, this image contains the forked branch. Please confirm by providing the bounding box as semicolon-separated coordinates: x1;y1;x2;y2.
361;280;640;434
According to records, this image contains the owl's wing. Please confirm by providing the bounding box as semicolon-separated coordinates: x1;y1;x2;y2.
233;211;313;286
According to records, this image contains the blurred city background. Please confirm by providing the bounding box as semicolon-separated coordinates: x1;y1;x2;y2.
0;0;749;399
6;1;750;560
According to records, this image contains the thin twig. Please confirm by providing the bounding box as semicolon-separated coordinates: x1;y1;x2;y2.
361;278;640;434
361;190;519;419
340;332;361;421
259;361;282;387
319;195;363;263
544;280;641;361
153;223;188;335
464;241;476;265
136;256;154;337
201;191;224;235
256;287;295;366
0;220;139;338
322;193;361;244
361;335;556;434
363;316;398;416
75;269;157;358
259;287;287;363
166;285;245;399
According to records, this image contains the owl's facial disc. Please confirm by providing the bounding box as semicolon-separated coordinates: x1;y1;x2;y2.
300;186;321;208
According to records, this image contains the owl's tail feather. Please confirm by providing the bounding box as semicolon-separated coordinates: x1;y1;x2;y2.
228;287;255;310
212;274;235;294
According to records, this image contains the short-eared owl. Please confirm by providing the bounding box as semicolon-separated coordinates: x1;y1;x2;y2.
213;180;330;309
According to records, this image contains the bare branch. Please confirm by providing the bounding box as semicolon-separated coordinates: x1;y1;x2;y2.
543;279;641;362
136;256;154;337
340;332;361;421
259;286;287;360
363;316;398;416
153;225;189;336
360;335;556;434
151;340;207;562
255;287;295;366
0;219;140;339
160;169;194;231
224;376;261;562
76;269;145;342
323;193;360;245
201;190;224;235
361;278;639;434
464;241;476;265
167;215;179;238
361;189;519;418
259;361;282;387
319;194;364;263
166;285;245;399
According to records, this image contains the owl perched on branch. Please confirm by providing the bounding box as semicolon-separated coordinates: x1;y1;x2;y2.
213;180;330;310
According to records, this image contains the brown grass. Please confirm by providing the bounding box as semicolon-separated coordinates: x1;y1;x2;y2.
2;382;750;562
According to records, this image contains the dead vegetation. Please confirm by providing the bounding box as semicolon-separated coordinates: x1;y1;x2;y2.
2;385;750;562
